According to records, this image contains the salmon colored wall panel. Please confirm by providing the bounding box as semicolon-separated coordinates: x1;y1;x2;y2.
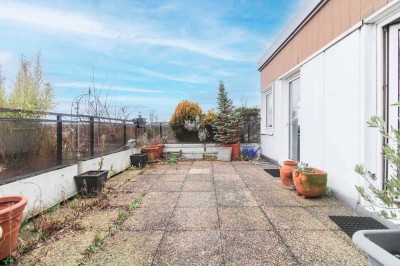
361;0;374;18
324;1;333;45
259;0;390;89
332;0;341;38
373;0;388;12
340;0;351;32
350;0;361;25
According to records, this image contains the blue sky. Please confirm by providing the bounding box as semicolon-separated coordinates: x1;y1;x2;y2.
0;0;303;121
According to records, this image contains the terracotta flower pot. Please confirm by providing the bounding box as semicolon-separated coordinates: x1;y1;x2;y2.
156;144;165;159
280;160;298;190
221;142;240;159
143;146;159;161
0;196;28;260
292;168;327;198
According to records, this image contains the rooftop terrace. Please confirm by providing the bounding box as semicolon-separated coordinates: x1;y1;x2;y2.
18;160;369;265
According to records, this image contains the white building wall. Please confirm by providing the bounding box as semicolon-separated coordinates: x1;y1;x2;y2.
261;30;372;208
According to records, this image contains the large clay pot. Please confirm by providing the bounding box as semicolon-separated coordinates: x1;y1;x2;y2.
156;144;165;159
0;196;28;260
280;160;298;190
292;168;327;198
221;142;240;159
143;146;159;161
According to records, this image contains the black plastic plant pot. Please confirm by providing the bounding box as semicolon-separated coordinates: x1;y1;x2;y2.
130;153;148;168
74;170;108;196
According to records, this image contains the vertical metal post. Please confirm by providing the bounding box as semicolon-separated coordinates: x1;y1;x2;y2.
123;121;127;146
56;115;62;165
247;122;251;143
159;123;162;136
135;124;138;139
90;117;94;157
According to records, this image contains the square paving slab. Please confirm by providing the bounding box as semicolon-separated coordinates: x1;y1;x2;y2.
154;231;223;265
178;192;217;207
219;207;272;230
167;207;219;230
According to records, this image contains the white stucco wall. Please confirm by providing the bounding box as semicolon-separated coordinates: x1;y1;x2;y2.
0;148;138;218
260;30;375;208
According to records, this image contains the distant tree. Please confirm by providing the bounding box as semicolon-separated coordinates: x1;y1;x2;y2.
1;52;55;117
213;81;242;144
235;106;260;123
169;100;203;126
0;67;5;108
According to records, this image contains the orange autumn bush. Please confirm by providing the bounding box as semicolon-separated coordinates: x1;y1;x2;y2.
169;100;202;126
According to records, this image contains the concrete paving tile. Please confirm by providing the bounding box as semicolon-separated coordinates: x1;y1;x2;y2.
107;191;141;207
294;194;343;207
154;231;223;265
167;207;218;230
192;161;212;167
217;190;258;207
252;190;301;207
306;206;359;229
219;207;272;230
262;207;327;230
122;207;174;230
182;181;214;192
118;180;153;193
213;168;237;174
164;167;189;174
213;173;242;181
140;192;180;208
221;231;296;266
242;178;280;191
88;231;163;266
279;230;370;266
215;180;247;191
149;181;183;192
133;174;161;182
185;174;213;182
146;167;168;175
159;174;187;182
188;167;211;174
178;192;217;207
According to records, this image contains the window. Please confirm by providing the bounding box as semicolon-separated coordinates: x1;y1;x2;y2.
266;90;273;128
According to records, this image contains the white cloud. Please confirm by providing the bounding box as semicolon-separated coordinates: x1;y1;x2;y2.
54;82;163;94
0;2;116;38
0;2;253;62
129;66;211;84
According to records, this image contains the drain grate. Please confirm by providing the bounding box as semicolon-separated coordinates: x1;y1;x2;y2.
329;216;387;237
263;168;280;177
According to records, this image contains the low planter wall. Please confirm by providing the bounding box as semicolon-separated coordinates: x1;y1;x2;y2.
0;148;139;219
163;143;258;159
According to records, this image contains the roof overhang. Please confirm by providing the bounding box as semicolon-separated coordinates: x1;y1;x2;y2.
257;0;325;71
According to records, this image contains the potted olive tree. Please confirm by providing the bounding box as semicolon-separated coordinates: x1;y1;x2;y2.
353;111;400;265
213;81;242;159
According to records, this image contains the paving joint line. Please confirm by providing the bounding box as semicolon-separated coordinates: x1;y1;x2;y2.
212;161;227;266
149;170;188;266
237;162;301;265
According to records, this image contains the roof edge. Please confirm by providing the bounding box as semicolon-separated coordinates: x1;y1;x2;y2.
258;0;325;71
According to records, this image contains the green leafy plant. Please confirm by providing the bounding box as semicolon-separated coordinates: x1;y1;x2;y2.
0;52;55;117
355;109;400;220
168;156;178;164
213;81;242;144
293;162;314;176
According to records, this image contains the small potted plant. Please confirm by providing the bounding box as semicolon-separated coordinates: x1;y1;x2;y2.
353;110;400;265
74;135;109;196
128;139;148;168
0;195;28;260
292;162;327;198
213;81;243;159
280;160;298;190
